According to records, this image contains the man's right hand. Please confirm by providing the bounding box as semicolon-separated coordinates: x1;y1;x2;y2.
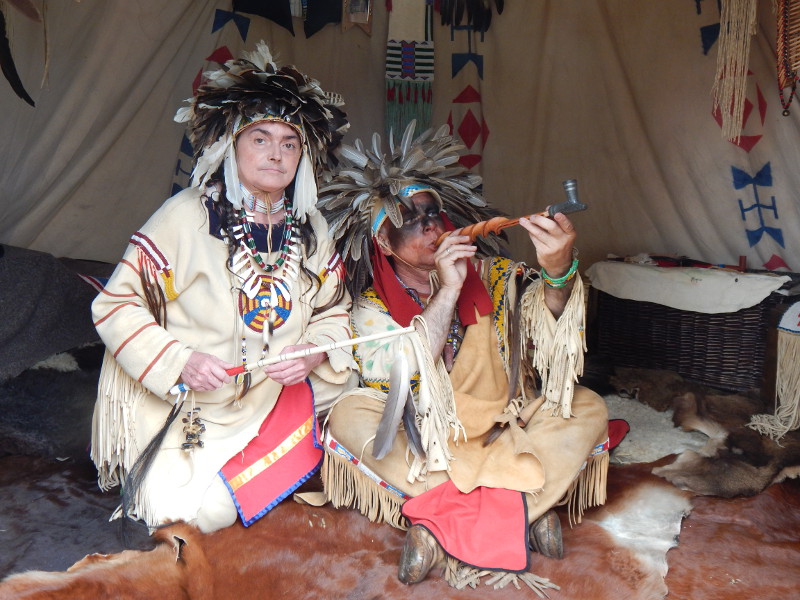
433;230;476;292
179;351;234;391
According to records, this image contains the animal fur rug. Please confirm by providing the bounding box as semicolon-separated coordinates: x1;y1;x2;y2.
0;460;691;600
2;457;799;600
2;355;799;599
609;367;800;497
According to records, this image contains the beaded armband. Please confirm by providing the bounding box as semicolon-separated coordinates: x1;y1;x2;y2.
541;258;579;289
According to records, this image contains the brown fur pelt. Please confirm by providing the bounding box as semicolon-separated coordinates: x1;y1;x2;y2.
654;391;800;497
2;462;799;600
0;464;690;600
608;367;765;414
609;367;800;498
0;523;215;600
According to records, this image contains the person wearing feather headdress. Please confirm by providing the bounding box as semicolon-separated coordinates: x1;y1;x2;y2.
318;123;609;592
89;42;355;534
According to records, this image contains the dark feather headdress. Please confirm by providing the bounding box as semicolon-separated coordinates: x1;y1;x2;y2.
175;41;348;220
318;121;507;299
439;0;505;33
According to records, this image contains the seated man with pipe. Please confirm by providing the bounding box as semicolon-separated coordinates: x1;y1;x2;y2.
317;123;609;592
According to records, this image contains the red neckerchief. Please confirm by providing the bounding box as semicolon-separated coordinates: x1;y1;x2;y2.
370;215;493;327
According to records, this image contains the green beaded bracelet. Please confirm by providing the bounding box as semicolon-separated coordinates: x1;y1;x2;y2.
541;258;579;288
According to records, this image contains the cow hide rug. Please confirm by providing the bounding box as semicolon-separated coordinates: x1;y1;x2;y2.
3;359;799;599
0;462;692;600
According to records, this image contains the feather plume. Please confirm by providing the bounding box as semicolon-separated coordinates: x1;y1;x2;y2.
318;121;508;299
383;199;404;229
0;8;34;106
403;390;424;458
242;40;275;71
339;143;369;168
372;355;410;459
399;119;416;157
371;132;383;162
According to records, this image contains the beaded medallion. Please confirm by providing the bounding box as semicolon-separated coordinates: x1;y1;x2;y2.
239;275;293;333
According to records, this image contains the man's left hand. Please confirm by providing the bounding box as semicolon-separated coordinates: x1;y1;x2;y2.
263;344;325;386
518;212;576;277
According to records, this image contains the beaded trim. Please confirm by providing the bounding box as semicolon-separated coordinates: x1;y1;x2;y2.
325;433;411;500
241;185;286;215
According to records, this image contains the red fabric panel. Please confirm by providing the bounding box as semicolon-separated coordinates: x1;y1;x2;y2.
608;419;630;450
402;480;529;571
220;381;322;526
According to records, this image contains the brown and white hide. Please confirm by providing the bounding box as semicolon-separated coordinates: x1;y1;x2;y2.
653;391;800;497
609;367;800;497
665;472;800;600
574;465;691;600
0;463;695;600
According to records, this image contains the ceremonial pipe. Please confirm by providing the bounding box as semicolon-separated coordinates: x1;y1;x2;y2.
436;179;586;245
168;326;416;395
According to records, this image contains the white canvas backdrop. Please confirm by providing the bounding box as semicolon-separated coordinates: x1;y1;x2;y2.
0;0;797;273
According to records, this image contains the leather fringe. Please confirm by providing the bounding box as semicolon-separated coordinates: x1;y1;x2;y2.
522;276;586;418
321;450;408;530
406;315;464;481
444;556;560;596
748;329;800;441
712;0;758;142
91;349;148;491
559;450;609;527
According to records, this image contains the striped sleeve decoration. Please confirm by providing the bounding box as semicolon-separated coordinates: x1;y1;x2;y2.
318;251;345;284
130;232;179;300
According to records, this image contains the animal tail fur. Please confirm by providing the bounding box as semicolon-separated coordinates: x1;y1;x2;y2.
119;400;184;538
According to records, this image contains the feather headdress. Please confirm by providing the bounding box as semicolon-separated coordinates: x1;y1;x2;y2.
439;0;505;33
318;121;507;298
175;41;348;219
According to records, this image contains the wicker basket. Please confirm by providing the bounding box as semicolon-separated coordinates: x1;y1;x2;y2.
592;290;777;391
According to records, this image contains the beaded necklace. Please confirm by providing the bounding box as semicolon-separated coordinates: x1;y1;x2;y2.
241;185;286;214
203;181;303;403
238;207;294;272
230;197;302;401
231;201;300;405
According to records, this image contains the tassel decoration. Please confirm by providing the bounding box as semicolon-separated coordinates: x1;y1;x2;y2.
748;301;800;440
712;0;758;142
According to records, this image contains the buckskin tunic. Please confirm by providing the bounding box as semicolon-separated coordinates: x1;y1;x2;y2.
322;257;608;580
91;187;353;531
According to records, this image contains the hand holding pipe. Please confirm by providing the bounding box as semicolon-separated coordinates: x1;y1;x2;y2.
436;179;586;246
168;326;416;396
